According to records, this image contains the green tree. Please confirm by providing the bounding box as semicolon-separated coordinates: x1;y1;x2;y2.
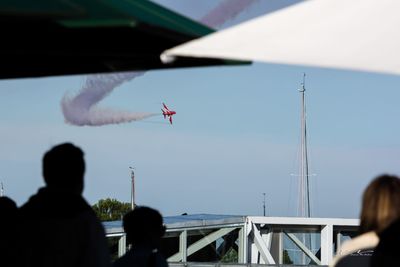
92;198;131;221
220;247;238;263
283;249;293;264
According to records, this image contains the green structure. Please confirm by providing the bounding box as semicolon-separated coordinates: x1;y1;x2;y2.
0;0;245;79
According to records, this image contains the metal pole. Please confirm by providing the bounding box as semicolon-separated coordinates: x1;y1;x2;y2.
129;167;135;210
0;182;3;197
299;74;312;264
298;73;311;218
263;193;266;216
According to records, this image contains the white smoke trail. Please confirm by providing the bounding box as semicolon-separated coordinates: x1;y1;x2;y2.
62;72;157;126
200;0;259;27
61;0;260;126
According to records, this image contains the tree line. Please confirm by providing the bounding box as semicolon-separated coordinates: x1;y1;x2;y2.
92;198;131;221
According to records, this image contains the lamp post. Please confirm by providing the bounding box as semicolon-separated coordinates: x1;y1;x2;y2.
263;193;266;216
129;167;135;210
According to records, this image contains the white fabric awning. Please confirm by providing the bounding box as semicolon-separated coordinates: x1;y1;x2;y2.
162;0;400;75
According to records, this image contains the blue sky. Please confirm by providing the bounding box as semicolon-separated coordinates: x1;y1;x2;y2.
1;0;400;218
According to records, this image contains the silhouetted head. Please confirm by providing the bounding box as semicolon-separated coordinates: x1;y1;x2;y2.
0;197;17;228
359;174;400;234
42;143;85;194
123;206;166;247
0;197;17;217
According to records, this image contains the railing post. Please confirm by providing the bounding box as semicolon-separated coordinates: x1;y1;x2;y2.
238;224;246;263
321;224;333;265
180;230;187;262
118;235;127;257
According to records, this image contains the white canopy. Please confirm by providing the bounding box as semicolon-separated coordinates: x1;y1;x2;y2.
162;0;400;75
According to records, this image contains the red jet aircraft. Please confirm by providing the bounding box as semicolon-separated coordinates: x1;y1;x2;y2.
161;103;176;124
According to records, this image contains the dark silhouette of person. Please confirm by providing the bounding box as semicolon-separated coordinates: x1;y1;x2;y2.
113;206;168;267
17;143;111;267
0;196;18;267
332;174;400;267
371;218;400;267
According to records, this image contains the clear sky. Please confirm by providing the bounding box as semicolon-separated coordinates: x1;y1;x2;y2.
1;0;400;218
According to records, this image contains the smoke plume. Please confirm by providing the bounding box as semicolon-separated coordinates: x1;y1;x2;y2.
200;0;259;27
61;0;259;126
62;72;157;126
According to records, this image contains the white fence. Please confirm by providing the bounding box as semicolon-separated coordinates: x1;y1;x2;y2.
105;215;359;265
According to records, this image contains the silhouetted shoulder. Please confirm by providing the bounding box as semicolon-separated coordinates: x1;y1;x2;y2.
113;248;168;267
335;248;373;267
16;142;111;267
0;197;18;267
17;190;110;267
371;219;400;267
330;232;377;267
19;187;92;218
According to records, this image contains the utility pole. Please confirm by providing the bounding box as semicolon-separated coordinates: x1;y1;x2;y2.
263;193;266;216
129;167;135;210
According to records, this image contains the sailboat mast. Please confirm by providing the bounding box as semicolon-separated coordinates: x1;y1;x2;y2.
299;73;311;217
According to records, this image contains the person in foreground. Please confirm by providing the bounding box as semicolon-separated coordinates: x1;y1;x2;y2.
370;217;400;267
17;143;111;267
330;174;400;267
0;196;18;267
113;206;168;267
